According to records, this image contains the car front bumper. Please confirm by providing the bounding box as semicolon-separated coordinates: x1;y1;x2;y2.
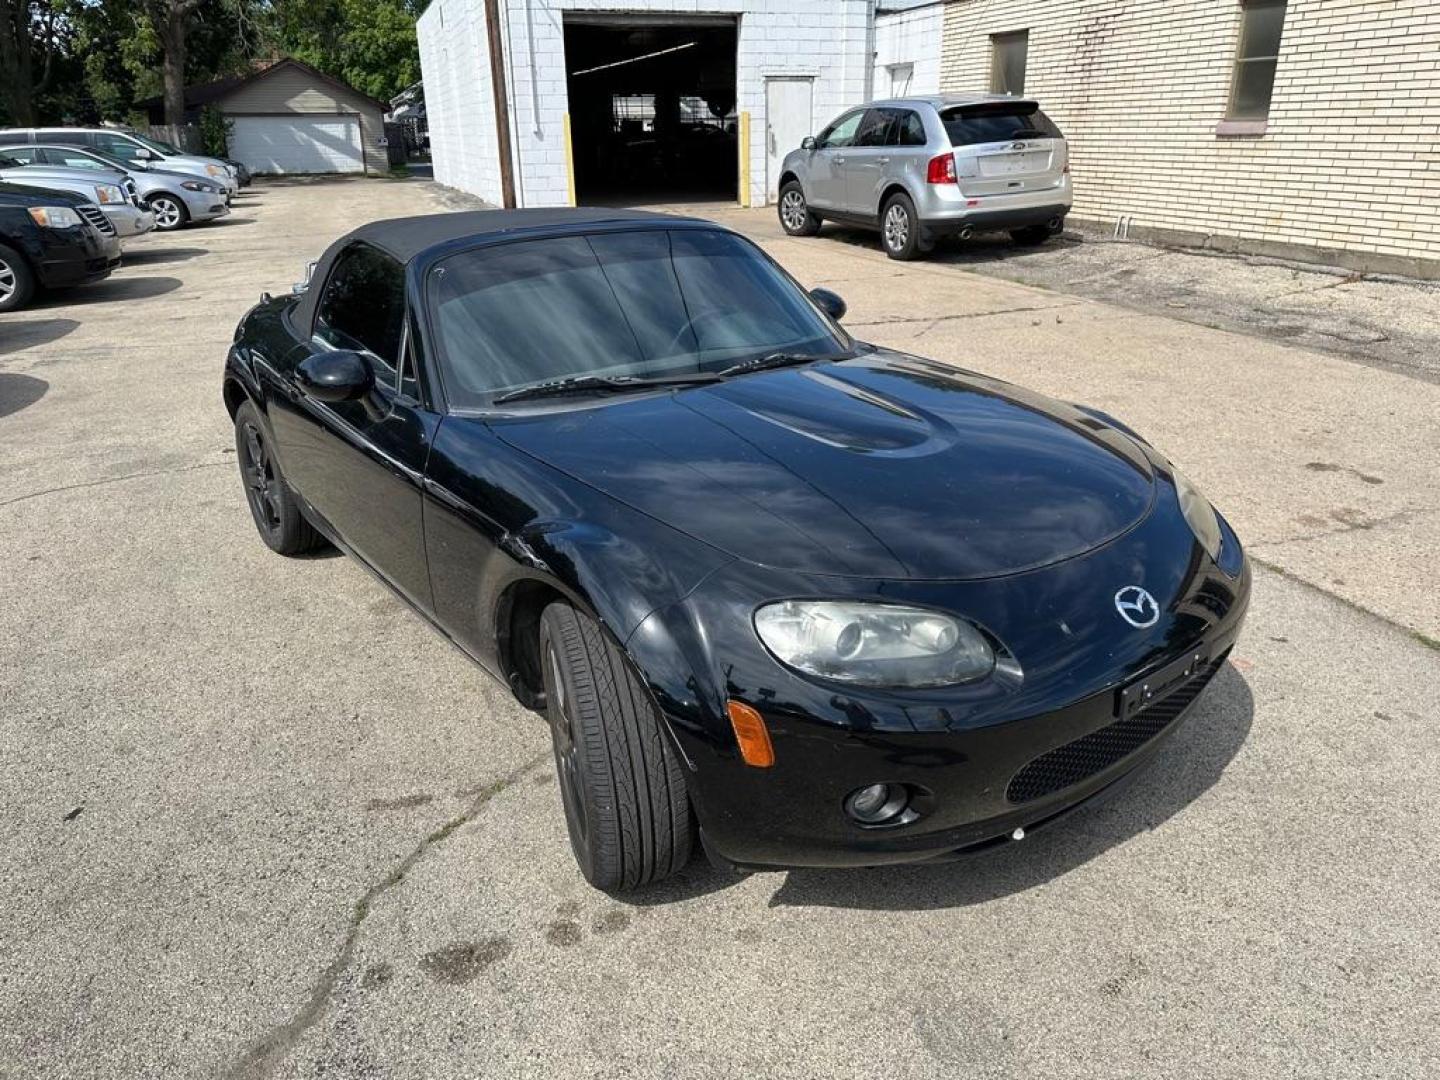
103;204;156;238
34;226;121;288
628;493;1251;871
183;188;231;222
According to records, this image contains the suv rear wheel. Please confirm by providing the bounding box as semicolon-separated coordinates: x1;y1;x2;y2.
880;193;932;261
778;181;821;237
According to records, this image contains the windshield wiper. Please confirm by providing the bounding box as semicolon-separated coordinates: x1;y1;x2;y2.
718;352;823;378
494;372;723;405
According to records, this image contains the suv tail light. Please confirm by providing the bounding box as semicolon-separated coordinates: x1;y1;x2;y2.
926;152;957;185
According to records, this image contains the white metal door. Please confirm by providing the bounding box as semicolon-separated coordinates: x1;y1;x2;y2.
765;77;813;204
228;114;364;175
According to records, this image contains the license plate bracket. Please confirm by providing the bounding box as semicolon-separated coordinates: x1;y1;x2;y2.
1118;646;1209;721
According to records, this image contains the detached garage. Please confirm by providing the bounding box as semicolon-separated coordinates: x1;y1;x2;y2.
152;59;388;176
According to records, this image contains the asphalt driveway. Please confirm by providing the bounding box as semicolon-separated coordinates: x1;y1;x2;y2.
1;179;1437;1079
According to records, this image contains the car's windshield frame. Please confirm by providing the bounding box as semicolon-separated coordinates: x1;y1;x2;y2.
419;223;855;415
129;132;179;156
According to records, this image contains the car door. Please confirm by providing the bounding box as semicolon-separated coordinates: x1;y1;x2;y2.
269;242;440;611
843;108;898;220
807;110;864;211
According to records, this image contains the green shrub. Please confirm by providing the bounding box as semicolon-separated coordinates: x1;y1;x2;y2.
199;106;234;159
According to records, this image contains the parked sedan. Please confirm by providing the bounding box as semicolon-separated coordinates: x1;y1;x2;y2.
225;209;1248;892
0;181;121;312
9;144;229;231
0;127;239;199
0;151;153;239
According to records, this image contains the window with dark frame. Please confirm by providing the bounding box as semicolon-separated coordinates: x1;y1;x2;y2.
1228;0;1287;120
990;30;1029;96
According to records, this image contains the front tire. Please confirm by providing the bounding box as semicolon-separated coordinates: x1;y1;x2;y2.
0;243;36;313
880;193;932;261
539;601;694;892
149;194;189;232
233;400;325;556
778;181;821;237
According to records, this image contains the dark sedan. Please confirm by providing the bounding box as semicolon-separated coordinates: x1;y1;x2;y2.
224;208;1249;891
0;181;121;312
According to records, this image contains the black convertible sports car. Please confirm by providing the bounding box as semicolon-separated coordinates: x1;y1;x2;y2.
225;208;1249;891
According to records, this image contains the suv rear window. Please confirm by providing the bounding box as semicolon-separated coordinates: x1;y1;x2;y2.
940;104;1063;147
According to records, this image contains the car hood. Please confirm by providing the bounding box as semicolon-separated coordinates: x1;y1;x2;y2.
0;166;125;185
0;181;88;207
492;352;1157;580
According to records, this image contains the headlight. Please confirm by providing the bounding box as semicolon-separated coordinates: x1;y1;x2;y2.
27;206;82;228
754;601;995;688
1173;467;1222;560
181;180;217;192
94;183;125;204
205;164;224;177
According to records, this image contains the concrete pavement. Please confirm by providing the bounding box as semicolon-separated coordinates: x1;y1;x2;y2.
1;179;1436;1079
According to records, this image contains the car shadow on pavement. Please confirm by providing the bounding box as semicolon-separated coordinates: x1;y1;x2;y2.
200;217;256;228
36;275;181;308
120;245;208;266
818;223;1083;267
630;664;1253;910
0;318;77;355
0;372;49;418
766;664;1254;911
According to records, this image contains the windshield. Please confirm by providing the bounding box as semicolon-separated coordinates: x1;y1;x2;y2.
941;104;1063;146
429;229;851;408
130;133;179;155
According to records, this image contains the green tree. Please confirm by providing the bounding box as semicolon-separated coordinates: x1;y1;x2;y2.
0;0;72;125
262;0;419;101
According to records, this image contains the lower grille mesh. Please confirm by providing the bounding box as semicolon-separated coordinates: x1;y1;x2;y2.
1005;661;1221;804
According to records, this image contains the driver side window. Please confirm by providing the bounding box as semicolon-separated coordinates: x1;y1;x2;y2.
314;243;406;393
817;112;864;150
91;133;143;161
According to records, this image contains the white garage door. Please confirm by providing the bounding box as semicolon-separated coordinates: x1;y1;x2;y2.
228;115;364;175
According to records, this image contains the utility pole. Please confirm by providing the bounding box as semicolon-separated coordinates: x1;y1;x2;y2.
484;0;517;208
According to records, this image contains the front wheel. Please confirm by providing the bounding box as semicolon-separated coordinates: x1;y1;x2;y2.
539;601;694;892
149;194;189;231
778;181;821;237
880;194;933;261
0;243;36;313
233;400;325;556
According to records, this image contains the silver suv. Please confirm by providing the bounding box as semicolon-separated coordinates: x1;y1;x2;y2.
778;95;1072;260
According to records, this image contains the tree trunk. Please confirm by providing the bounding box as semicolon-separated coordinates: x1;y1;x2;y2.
0;0;37;126
160;4;189;126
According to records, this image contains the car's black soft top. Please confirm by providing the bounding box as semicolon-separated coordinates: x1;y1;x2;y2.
291;206;697;336
346;207;678;264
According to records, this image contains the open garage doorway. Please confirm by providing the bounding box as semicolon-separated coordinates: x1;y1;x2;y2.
563;14;738;204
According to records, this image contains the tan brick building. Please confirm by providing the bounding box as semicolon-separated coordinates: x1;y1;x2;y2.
938;0;1440;277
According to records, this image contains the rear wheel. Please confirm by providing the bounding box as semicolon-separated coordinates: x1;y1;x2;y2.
539;601;694;892
1010;224;1055;247
0;243;36;313
149;194;189;231
233;400;325;555
881;194;933;261
778;181;821;237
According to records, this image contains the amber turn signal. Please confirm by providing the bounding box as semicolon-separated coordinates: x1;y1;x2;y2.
727;699;775;769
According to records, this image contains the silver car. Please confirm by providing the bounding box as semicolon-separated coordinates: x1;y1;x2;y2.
10;144;230;231
0;127;239;199
0;150;154;239
777;94;1072;260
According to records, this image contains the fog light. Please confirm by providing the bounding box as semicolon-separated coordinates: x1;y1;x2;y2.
844;783;909;826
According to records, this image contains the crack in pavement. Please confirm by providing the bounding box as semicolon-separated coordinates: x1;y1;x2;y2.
1248;555;1440;648
1249;505;1440;549
0;460;232;511
847;300;1081;333
220;750;551;1080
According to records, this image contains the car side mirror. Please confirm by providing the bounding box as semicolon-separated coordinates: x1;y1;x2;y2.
801;135;817;151
297;349;372;403
292;259;317;295
810;287;847;322
134;148;154;160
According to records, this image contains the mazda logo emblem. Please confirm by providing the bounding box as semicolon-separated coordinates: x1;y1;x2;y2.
1114;586;1160;628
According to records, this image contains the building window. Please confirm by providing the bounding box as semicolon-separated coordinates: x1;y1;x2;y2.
1228;0;1287;119
990;31;1028;96
887;63;914;98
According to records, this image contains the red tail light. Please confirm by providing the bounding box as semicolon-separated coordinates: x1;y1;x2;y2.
926;152;957;185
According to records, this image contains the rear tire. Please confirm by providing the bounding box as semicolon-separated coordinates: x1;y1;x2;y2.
1010;224;1054;247
233;400;326;556
778;180;821;237
149;194;189;232
0;243;36;313
539;601;694;892
880;194;933;261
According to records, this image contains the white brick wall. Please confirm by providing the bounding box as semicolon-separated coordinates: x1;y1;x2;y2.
940;0;1440;269
420;0;877;208
875;3;945;97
